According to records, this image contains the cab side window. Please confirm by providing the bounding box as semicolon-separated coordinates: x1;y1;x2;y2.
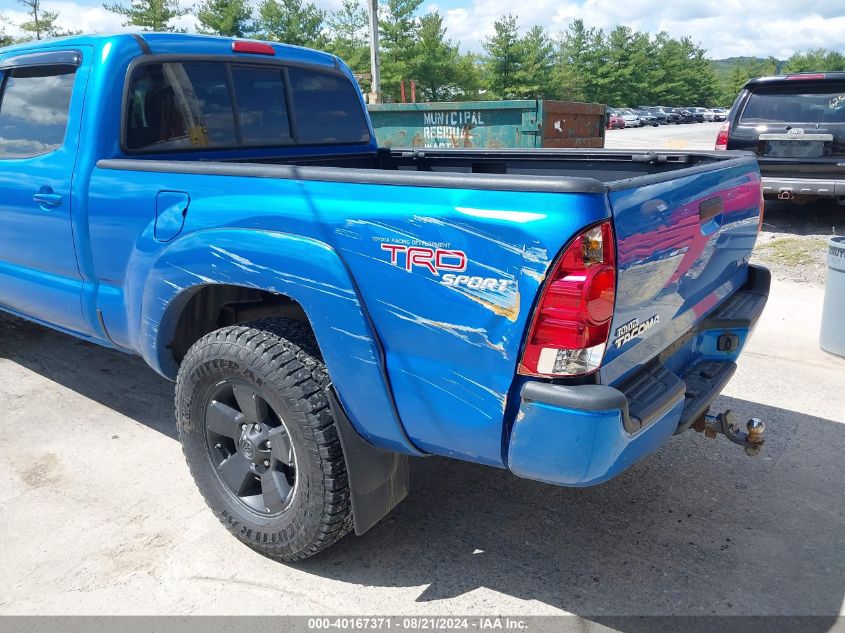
126;62;237;151
0;65;76;159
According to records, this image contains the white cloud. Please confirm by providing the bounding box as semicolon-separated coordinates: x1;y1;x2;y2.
0;0;842;60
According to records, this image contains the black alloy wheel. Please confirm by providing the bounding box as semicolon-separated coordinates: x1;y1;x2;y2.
205;381;296;515
176;318;353;561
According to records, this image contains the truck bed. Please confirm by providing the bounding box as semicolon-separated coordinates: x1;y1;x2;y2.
95;146;762;471
104;148;754;193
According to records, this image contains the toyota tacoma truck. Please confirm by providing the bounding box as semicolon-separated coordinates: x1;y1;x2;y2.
0;33;769;561
716;72;845;202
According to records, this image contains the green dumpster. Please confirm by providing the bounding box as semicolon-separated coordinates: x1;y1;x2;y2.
367;100;606;150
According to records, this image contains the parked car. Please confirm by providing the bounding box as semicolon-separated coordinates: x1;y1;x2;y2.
650;107;682;124
633;109;660;126
671;108;695;123
717;71;845;203
686;107;708;122
643;107;671;124
617;108;643;128
704;108;728;122
607;110;626;129
0;33;769;562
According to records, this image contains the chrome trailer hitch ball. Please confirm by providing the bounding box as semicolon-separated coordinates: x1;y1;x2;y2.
693;410;766;456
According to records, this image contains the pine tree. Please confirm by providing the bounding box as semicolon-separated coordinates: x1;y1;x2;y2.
453;53;483;100
517;25;555;98
555;20;597;102
255;0;327;48
103;0;190;32
196;0;253;37
482;15;523;99
785;48;845;73
592;26;645;107
18;0;62;40
0;14;15;46
720;57;777;104
326;0;369;72
551;20;722;108
678;37;719;106
378;0;422;100
407;12;462;101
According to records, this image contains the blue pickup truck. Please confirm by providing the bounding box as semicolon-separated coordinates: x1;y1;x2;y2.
0;33;770;561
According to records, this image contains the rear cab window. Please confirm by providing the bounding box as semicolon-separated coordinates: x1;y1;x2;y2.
0;64;76;159
737;80;845;159
124;59;370;153
740;83;845;124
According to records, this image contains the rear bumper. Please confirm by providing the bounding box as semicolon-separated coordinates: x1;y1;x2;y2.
762;176;845;197
507;265;770;487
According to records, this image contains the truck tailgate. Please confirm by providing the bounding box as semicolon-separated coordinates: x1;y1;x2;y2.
601;158;762;385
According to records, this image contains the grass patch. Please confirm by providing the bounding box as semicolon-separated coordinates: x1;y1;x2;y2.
757;237;828;266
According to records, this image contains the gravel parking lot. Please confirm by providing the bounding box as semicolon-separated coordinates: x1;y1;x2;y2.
1;123;843;623
605;120;725;150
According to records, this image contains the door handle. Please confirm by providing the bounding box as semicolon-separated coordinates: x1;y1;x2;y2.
33;187;62;209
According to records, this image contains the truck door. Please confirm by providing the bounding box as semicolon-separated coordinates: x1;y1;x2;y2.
0;50;89;334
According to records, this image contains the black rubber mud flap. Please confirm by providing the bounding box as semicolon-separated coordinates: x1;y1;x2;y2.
326;386;410;535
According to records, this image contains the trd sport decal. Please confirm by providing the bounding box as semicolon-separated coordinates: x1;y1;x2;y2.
380;243;467;274
612;315;659;349
379;242;513;291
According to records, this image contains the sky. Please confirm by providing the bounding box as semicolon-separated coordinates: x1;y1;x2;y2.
1;0;844;60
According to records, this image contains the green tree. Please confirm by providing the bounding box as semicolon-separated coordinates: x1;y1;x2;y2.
326;0;369;73
379;0;422;100
103;0;189;31
482;14;523;99
0;14;14;46
452;53;483;100
407;12;464;101
654;35;718;106
648;32;689;105
591;25;643;106
554;19;600;102
18;0;61;40
784;48;845;73
552;20;720;107
517;25;555;98
719;57;777;104
196;0;253;37
255;0;326;48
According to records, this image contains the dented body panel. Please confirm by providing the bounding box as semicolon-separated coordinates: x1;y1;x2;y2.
87;161;610;465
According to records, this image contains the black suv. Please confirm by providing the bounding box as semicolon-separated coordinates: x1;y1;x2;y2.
718;72;845;201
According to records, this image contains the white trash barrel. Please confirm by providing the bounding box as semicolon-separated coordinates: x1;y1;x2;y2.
820;236;845;358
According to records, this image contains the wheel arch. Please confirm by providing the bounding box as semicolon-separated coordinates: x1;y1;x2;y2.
135;228;421;455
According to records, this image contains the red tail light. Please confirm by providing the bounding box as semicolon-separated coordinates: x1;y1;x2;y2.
787;73;825;80
232;40;276;56
518;221;616;377
715;122;730;150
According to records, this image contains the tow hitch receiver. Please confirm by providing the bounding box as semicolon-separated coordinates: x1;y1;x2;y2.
693;410;766;456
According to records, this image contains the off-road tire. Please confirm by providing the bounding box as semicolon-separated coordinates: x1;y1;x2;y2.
175;318;352;561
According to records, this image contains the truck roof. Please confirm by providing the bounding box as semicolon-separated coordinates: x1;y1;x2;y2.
0;32;339;69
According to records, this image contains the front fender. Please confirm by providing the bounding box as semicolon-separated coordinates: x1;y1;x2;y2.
136;228;421;455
